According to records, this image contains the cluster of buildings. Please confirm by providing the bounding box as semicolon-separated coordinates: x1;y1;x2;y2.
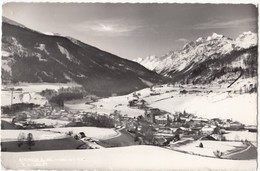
121;104;250;145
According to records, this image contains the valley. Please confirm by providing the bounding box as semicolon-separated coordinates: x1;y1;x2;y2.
1;13;258;171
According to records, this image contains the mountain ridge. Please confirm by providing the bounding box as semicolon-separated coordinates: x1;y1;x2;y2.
1;17;166;96
135;32;257;73
134;32;257;85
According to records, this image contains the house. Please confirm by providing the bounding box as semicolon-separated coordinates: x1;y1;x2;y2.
150;92;160;96
155;114;174;125
186;118;208;128
154;127;175;139
224;121;244;130
155;115;168;125
201;125;216;135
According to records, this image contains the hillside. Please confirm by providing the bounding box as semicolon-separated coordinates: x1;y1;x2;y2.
135;32;257;86
1;17;165;96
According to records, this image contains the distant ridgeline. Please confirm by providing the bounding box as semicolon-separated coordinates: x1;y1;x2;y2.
136;32;258;86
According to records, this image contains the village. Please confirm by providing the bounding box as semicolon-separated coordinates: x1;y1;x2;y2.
1;91;256;147
1;82;257;161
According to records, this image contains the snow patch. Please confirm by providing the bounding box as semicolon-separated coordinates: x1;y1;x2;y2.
139;77;153;86
35;44;50;55
57;43;80;64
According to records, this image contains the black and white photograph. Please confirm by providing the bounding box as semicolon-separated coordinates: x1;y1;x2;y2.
0;2;258;170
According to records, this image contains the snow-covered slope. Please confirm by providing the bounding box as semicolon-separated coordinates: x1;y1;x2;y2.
65;83;257;125
2;145;256;170
135;32;257;85
235;31;258;49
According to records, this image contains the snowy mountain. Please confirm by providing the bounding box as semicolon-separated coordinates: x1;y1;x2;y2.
135;32;257;85
1;17;165;96
235;31;258;49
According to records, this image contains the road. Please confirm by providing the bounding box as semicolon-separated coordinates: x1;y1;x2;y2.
99;128;139;147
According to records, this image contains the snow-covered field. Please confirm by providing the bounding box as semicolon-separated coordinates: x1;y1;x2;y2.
1;91;48;106
30;119;70;127
172;140;246;158
42;127;118;140
224;131;257;142
150;92;257;125
1;130;67;142
65;94;145;118
1;145;256;170
1;118;69;127
1;83;81;106
65;84;257;126
2;82;80;92
1;126;118;142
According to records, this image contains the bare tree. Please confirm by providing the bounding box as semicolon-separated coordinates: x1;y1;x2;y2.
26;133;35;150
17;132;26;147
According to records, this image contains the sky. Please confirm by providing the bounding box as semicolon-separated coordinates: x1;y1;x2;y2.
2;3;258;60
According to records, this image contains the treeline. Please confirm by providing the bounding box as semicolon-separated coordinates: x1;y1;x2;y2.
40;86;86;107
66;114;114;128
49;92;83;107
1;103;40;115
82;114;114;128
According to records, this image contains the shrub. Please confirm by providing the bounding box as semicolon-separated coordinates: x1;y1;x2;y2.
74;134;79;140
66;130;73;136
213;150;223;158
199;142;203;148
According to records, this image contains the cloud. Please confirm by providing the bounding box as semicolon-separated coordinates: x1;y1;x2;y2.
175;38;189;43
194;18;257;30
74;19;145;36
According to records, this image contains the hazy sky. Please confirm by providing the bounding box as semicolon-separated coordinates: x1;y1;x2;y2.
2;3;258;59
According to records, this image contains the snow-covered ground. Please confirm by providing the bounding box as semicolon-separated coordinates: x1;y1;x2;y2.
1;83;81;106
65;84;257;126
2;82;80;92
1;145;256;170
1;130;67;142
1;91;48;106
150;92;257;125
224;131;257;142
1;126;118;142
65;94;145;118
172;140;246;158
1;118;69;127
30;119;70;127
42;127;118;140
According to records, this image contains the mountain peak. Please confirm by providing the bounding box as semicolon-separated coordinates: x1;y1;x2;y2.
196;37;204;42
207;33;225;41
136;31;257;78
